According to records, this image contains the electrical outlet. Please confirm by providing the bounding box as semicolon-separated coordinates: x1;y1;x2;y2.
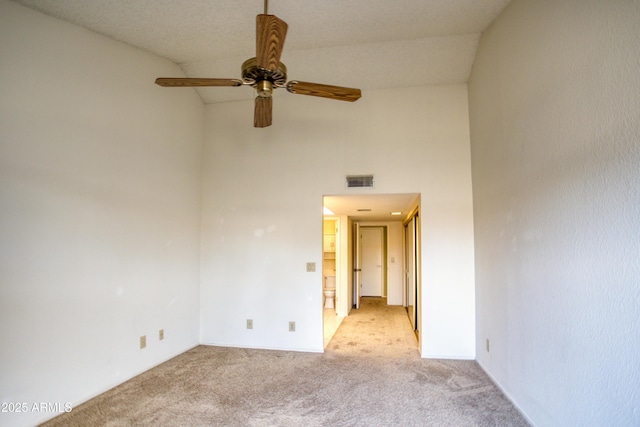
289;321;295;332
306;262;316;272
246;319;253;329
486;338;490;352
159;329;164;340
140;335;146;349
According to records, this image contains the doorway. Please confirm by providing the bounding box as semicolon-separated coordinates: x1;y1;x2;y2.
322;193;421;348
322;217;345;347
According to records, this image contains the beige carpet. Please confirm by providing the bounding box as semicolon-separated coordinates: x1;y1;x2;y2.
42;298;529;426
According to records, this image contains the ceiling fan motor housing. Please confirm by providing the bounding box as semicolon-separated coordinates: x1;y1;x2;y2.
241;57;287;98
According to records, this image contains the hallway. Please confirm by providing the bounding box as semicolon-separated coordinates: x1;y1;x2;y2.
325;297;419;358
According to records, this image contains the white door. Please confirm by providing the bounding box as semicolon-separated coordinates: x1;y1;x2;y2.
361;227;384;297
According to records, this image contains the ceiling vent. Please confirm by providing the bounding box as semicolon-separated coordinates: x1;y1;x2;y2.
346;175;374;188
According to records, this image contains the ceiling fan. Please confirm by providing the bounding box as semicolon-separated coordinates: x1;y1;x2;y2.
155;1;362;128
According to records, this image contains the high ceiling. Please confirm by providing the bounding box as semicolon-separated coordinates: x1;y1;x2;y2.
11;0;509;220
13;0;510;104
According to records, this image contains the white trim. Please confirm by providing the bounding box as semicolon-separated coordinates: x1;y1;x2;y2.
476;360;537;427
34;344;200;425
200;342;324;354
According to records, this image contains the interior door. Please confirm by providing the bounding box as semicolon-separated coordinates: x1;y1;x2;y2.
352;222;361;309
361;227;384;297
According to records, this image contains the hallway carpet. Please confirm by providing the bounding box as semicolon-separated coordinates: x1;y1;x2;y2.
42;298;529;426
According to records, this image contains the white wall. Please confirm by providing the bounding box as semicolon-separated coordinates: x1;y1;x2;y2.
336;215;350;317
0;2;203;426
468;0;640;425
386;221;404;306
200;84;476;358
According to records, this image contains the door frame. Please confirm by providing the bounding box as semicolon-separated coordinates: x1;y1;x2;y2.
403;208;420;334
322;193;422;351
359;226;386;297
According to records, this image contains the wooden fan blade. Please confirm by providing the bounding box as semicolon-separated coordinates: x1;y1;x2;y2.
155;78;242;87
286;81;361;102
254;96;273;128
256;14;288;72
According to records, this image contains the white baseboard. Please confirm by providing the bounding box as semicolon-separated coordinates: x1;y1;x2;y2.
476;360;537;427
34;343;200;426
199;341;324;354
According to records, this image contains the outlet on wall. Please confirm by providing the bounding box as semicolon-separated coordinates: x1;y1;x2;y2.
159;329;164;340
140;335;146;349
486;338;490;352
246;319;253;329
289;321;295;332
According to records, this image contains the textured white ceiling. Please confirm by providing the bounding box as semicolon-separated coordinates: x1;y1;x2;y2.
13;0;510;104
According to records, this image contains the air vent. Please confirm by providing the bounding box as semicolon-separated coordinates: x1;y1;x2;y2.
346;175;374;188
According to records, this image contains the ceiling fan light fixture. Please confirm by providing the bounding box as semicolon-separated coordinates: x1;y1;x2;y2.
256;80;273;98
